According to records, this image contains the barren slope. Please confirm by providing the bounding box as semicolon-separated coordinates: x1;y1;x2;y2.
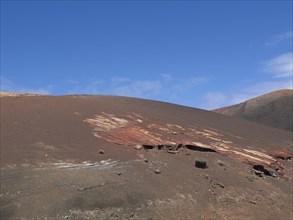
1;94;292;220
213;89;293;131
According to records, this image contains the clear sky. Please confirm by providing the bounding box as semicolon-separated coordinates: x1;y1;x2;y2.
1;0;292;109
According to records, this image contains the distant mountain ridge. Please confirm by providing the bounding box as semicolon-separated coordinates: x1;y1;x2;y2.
213;89;293;131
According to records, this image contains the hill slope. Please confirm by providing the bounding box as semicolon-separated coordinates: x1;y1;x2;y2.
213;89;293;131
1;93;292;220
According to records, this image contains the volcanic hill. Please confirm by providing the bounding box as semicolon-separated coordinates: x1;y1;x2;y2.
1;93;292;219
213;89;293;132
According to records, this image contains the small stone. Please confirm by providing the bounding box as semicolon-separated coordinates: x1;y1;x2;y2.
154;169;161;174
172;132;177;135
266;168;276;177
99;150;105;154
117;172;122;176
216;182;225;188
65;216;69;219
138;154;148;162
217;160;225;166
249;200;257;204
134;145;142;150
253;169;264;177
195;157;208;169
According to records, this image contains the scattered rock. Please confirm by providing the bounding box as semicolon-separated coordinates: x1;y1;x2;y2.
134;145;142;150
266;167;277;177
249;200;257;204
217;160;226;166
154;169;161;174
215;182;225;188
99;150;105;154
253;165;275;177
138;154;148;162
195;157;208;169
172;131;177;135
64;216;69;219
253;169;264;177
116;172;122;176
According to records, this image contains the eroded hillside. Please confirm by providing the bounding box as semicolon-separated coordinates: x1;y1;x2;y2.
1;95;292;220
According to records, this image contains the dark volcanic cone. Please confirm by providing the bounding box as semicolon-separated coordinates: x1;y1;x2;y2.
213;89;293;131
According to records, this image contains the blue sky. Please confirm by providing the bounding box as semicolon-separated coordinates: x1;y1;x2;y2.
1;1;292;109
